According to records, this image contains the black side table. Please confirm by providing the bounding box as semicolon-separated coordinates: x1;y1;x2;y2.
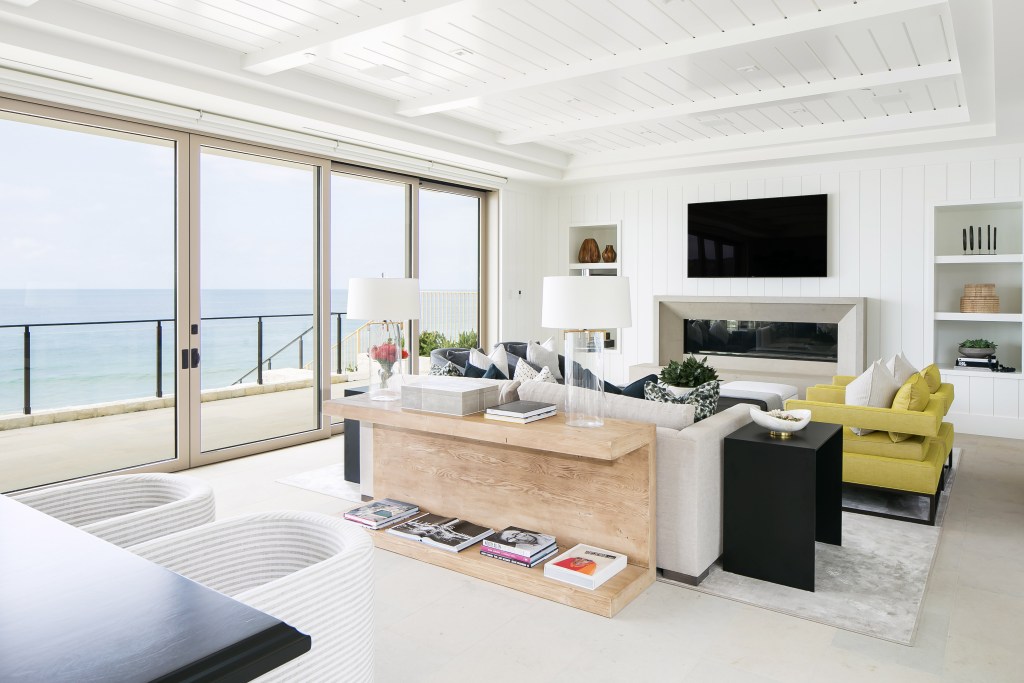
343;386;368;484
723;421;843;591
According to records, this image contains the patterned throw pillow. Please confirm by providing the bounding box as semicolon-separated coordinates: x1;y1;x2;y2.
644;380;683;403
534;366;557;383
513;359;539;381
428;361;462;377
682;380;720;422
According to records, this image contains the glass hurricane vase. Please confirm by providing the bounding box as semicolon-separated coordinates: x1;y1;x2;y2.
367;321;406;401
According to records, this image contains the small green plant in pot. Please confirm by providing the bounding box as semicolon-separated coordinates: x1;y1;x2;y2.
958;338;997;358
660;355;720;396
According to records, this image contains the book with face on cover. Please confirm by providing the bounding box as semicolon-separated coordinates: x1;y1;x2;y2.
343;498;419;529
482;526;557;557
543;544;627;590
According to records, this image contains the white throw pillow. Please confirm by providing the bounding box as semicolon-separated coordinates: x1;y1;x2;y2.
527;337;563;381
469;346;509;379
845;360;901;435
885;352;918;386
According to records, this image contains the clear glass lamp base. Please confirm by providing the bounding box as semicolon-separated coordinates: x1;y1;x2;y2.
564;330;606;428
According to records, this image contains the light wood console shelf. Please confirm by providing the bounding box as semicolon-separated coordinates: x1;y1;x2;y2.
323;394;656;618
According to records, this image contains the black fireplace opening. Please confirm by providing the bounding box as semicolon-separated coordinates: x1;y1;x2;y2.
684;319;838;362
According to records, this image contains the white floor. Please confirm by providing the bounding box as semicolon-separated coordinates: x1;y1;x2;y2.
186;432;1024;682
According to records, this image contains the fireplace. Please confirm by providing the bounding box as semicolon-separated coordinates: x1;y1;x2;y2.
684;319;839;363
653;297;865;386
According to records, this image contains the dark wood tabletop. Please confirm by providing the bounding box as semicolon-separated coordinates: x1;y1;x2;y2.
0;495;310;683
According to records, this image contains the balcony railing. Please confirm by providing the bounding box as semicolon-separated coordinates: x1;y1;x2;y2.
1;290;478;416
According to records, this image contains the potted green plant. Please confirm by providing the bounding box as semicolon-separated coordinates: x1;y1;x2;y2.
958;338;997;358
660;355;720;397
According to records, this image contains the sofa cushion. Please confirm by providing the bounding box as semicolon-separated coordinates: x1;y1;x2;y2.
603;381;623;395
430;348;472;371
428;361;462;377
471;346;509;378
885;352;919;385
644;381;684;403
482;363;508;380
527;338;563;381
845;361;901;435
889;373;931;442
518;381;694;431
682;381;721;422
921;363;942;393
464;363;486;378
843;428;929;461
623;374;658;399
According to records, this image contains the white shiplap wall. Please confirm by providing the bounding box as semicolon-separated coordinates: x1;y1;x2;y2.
500;143;1024;390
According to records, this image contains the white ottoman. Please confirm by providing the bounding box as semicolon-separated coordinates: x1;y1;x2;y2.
720;381;799;411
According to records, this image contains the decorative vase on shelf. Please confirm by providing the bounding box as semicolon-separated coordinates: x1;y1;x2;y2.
602;244;617;263
578;238;600;263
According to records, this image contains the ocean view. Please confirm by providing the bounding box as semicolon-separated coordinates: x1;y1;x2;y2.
0;289;359;414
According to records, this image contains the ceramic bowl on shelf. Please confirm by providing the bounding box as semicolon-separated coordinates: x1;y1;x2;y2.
958;345;995;358
749;407;812;439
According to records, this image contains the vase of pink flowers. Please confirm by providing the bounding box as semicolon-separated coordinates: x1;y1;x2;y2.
368;322;409;401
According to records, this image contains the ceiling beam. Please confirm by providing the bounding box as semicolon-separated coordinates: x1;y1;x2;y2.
396;0;949;117
568;106;971;168
499;61;962;145
242;0;468;76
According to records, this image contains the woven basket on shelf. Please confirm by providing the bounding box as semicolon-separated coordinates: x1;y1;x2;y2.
960;283;999;313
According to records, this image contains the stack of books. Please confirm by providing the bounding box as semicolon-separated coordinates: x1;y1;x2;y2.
480;526;558;568
484;400;557;424
543;544;627;590
343;498;419;530
387;513;493;552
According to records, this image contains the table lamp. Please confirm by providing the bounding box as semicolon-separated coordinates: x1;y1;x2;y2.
347;277;420;401
541;276;632;427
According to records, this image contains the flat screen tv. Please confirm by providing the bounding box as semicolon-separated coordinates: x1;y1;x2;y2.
687;194;827;278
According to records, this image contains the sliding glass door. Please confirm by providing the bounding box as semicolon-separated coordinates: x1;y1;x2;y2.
195;143;327;458
0;106;186;491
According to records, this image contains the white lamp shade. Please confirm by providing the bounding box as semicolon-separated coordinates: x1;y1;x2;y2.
541;276;632;330
346;278;420;320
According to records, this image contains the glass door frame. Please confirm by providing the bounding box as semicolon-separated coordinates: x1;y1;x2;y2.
0;94;192;479
190;136;332;467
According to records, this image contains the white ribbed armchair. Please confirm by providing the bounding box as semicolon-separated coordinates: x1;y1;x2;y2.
128;510;375;683
9;473;215;548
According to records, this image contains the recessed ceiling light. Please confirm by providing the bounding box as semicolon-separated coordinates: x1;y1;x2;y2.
735;64;760;73
450;48;474;58
360;64;407;80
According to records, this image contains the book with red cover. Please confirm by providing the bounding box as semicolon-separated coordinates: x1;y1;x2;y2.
543;544;627;590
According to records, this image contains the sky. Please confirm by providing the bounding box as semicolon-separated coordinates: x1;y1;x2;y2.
0;113;479;296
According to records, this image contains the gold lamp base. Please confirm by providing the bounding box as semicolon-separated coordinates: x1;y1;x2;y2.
769;431;793;440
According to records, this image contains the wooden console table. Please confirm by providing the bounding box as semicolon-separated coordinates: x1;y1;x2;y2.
322;394;656;618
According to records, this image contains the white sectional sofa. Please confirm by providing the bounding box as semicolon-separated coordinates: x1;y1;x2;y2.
518;381;752;584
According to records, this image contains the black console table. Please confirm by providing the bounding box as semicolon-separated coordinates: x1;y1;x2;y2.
723;421;843;591
343;386;368;483
0;495;310;682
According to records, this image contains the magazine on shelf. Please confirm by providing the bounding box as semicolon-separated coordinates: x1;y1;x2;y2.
420;519;494;552
483;410;556;424
486;400;558;418
480;544;558;568
482;526;557;557
386;513;456;540
343;498;419;529
543;544;627;590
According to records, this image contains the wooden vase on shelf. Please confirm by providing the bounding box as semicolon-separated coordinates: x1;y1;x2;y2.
578;238;600;263
602;244;617;263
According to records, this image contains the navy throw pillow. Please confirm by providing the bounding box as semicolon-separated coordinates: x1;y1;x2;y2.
623;374;658;399
482;364;507;380
464;363;486;378
603;381;623;395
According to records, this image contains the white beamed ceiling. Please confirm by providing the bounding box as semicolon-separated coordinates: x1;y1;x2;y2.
0;0;997;181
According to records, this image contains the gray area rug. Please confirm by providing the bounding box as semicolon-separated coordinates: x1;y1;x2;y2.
659;449;961;645
277;463;362;503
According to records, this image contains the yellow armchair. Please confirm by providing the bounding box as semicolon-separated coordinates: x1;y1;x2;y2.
786;376;955;525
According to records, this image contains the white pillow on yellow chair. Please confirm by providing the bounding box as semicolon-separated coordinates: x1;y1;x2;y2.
845;360;901;435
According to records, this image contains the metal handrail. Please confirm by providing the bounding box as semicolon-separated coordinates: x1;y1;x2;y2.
3;312;347;416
